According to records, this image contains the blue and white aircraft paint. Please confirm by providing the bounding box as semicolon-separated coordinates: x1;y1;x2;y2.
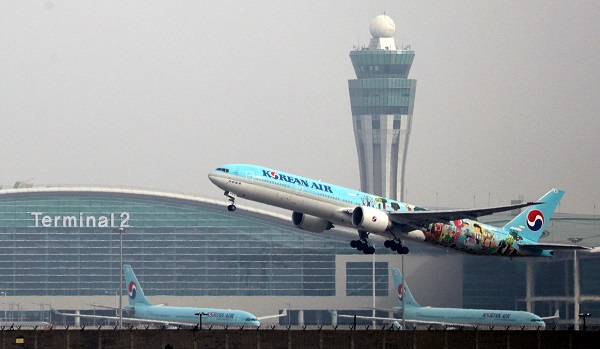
331;268;558;329
209;164;589;256
119;264;263;327
57;265;285;327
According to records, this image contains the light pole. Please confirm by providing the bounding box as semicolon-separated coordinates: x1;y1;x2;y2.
1;291;6;322
194;312;208;330
284;303;291;326
113;228;125;329
401;254;405;330
579;312;591;331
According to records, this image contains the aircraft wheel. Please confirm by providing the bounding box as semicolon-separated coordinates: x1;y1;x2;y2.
356;243;364;251
367;246;375;254
384;240;392;248
227;204;236;212
350;240;359;248
401;246;409;254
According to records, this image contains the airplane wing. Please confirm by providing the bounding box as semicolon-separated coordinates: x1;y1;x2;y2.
52;309;195;327
517;243;592;251
257;309;287;321
328;311;476;329
389;202;542;229
328;310;400;324
86;303;119;310
540;310;559;321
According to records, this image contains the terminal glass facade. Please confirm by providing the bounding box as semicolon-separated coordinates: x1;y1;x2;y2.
0;189;390;298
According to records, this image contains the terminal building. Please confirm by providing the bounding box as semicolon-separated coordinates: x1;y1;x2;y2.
0;185;460;326
0;185;599;327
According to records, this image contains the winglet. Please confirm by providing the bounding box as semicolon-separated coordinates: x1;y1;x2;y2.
540;310;559;320
257;308;287;321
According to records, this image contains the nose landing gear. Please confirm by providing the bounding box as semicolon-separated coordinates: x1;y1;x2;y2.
224;191;236;211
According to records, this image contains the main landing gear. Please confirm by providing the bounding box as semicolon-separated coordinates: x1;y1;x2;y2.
384;239;409;254
350;231;375;254
224;191;236;211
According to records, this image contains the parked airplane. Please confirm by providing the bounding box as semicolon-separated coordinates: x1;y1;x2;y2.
55;265;285;327
330;268;558;329
209;164;589;256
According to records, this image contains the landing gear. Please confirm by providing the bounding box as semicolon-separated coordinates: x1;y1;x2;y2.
350;231;375;254
224;191;236;211
384;236;409;254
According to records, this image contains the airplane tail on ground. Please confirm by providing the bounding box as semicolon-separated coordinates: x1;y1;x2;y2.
123;264;152;307
502;189;564;243
391;268;420;308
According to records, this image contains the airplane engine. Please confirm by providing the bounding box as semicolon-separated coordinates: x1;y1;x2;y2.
351;206;391;233
292;212;333;233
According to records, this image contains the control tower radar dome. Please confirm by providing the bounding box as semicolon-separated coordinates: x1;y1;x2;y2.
369;15;395;38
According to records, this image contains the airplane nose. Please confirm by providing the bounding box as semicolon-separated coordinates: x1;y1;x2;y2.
208;172;218;184
208;171;229;190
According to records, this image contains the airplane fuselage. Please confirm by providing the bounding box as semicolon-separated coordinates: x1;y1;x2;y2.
125;305;259;327
209;165;553;257
399;306;545;329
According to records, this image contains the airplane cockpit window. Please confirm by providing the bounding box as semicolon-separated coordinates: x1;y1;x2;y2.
245;318;258;322
215;168;229;173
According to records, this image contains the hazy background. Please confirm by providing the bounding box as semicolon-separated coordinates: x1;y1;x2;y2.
1;1;599;214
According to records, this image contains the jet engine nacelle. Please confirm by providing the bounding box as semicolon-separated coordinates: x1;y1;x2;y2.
292;212;333;233
351;206;391;233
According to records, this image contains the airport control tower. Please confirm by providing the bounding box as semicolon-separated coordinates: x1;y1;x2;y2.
348;15;416;201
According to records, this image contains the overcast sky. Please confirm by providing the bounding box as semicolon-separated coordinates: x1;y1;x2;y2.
1;1;599;214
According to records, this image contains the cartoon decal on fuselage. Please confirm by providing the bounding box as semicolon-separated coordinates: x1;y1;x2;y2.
362;195;426;212
423;220;521;256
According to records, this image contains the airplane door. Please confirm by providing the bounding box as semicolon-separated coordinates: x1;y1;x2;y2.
294;182;303;196
245;171;254;184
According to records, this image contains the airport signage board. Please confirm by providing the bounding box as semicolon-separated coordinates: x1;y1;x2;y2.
29;212;131;228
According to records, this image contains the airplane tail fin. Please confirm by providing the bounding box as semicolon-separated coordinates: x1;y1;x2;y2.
123;264;152;306
391;268;420;308
502;189;564;243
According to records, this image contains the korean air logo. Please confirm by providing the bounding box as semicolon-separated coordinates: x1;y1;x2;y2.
526;209;544;231
397;284;404;301
268;171;280;180
372;216;377;223
128;281;137;299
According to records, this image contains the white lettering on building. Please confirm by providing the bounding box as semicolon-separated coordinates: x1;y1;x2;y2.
30;212;131;228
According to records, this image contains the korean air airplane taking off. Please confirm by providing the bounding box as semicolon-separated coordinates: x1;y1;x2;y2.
209;164;590;256
331;268;558;329
56;265;285;327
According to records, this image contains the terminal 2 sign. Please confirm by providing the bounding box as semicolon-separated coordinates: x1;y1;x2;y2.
29;212;131;228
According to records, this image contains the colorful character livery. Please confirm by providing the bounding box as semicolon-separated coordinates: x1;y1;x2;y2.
210;164;590;256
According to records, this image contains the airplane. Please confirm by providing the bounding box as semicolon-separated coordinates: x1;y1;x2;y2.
330;268;559;329
209;164;590;256
55;264;286;327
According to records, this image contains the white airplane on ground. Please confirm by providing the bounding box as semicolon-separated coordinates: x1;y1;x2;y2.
209;164;590;256
330;268;559;329
55;264;285;327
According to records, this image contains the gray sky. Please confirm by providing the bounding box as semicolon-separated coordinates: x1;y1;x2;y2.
1;1;599;214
